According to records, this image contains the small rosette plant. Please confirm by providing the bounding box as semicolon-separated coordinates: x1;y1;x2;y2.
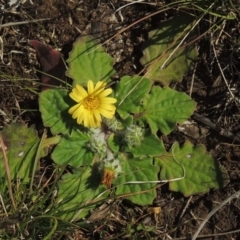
38;35;229;222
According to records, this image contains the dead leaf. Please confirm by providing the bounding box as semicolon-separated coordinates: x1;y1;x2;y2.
29;40;66;91
147;206;161;223
87;203;111;222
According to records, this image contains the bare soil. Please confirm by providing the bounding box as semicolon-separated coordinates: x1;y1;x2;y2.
0;0;240;239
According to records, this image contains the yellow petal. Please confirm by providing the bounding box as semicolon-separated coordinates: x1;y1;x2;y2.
99;103;116;111
75;84;88;97
99;88;112;98
68;104;81;115
100;97;117;104
70;92;82;103
93;109;102;123
77;113;84;125
95;120;101;127
87;80;95;94
92;115;101;127
76;108;85;124
72;105;85;120
86;110;101;127
93;82;106;96
95;81;106;91
84;110;96;127
83;111;90;127
70;85;88;102
99;107;115;119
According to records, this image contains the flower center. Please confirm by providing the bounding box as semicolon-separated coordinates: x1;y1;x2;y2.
83;96;100;110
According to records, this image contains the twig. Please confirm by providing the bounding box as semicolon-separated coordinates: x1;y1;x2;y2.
192;190;240;240
179;196;192;220
193;112;240;143
189;62;197;97
212;41;235;99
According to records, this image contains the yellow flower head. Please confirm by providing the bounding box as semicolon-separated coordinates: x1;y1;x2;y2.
68;80;117;128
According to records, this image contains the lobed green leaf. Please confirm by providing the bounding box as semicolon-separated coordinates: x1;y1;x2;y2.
51;130;93;168
39;89;77;135
126;131;166;158
155;141;230;196
116;75;152;119
67;35;116;86
52;166;107;221
139;86;196;134
140;13;198;85
115;155;158;205
0;123;39;186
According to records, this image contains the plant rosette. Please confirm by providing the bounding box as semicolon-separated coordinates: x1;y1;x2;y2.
37;35;229;221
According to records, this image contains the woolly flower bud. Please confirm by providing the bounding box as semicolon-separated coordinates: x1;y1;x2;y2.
103;116;123;131
88;128;106;157
125;124;144;147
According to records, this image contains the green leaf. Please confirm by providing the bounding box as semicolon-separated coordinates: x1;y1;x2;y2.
126;131;166;158
107;133;119;153
67;35;116;86
155;142;230;196
115;155;158;205
139;86;196;134
0;123;39;185
39;89;78;135
51;130;93;167
121;115;134;128
116;75;152;119
140;14;198;85
52;166;107;221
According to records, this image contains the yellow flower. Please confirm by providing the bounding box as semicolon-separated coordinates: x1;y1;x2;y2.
68;80;117;128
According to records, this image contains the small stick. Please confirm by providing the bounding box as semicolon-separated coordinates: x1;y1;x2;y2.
193;112;240;143
179;196;192;220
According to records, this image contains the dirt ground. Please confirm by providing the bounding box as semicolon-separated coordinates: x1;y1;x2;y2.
0;0;240;239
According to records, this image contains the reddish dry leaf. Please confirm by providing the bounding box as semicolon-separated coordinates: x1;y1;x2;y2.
29;40;66;91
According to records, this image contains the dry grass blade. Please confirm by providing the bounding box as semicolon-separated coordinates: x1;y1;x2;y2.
0;132;16;211
0;18;50;28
